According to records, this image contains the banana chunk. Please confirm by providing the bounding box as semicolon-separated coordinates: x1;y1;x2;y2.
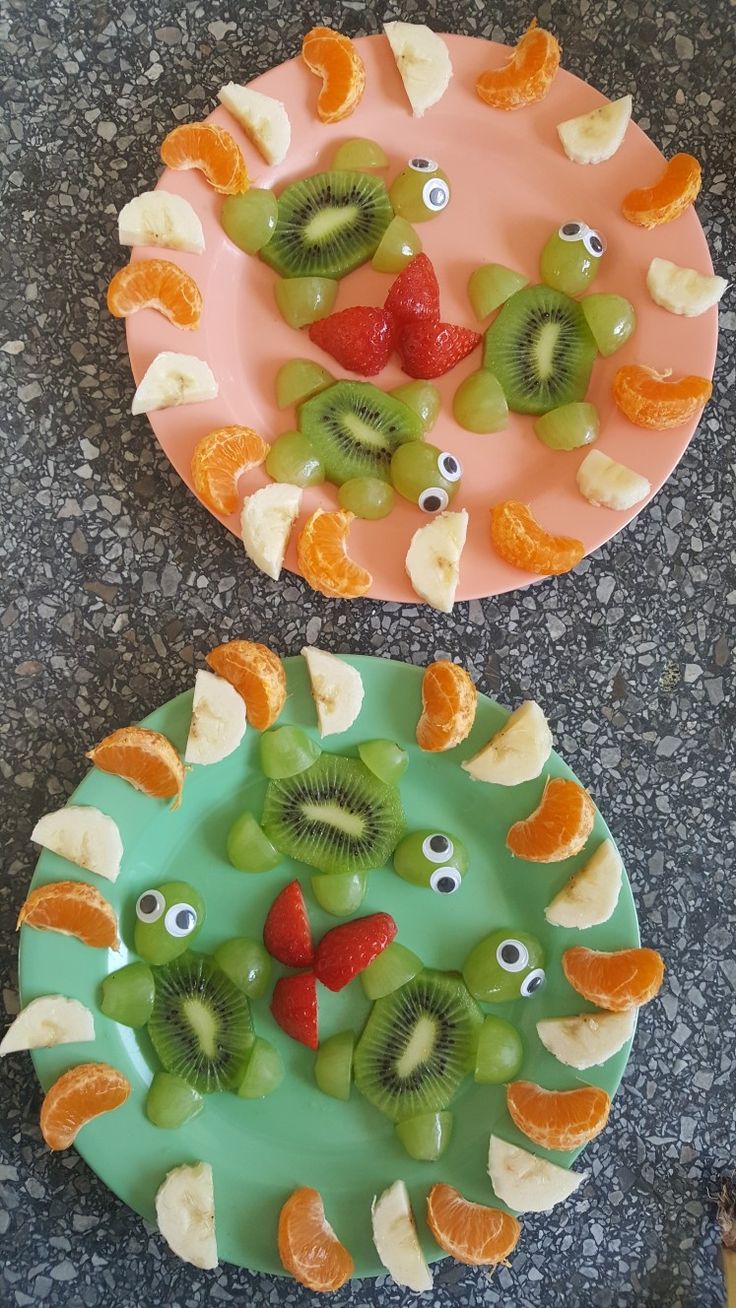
156;1161;217;1269
241;483;302;581
132;353;218;415
647;257;728;317
405;509;468;613
557;94;632;164
545;838;623;928
118;190;205;254
462;700;552;786
0;995;95;1055
384;22;453;117
577;450;651;511
217;83;291;166
31;805;123;881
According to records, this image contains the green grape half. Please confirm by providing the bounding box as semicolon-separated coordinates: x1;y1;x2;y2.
227;812;281;872
275;358;334;409
468;264;528;319
266;431;325;487
395;1110;453;1160
146;1072;204;1128
238;1037;284;1099
260;725;321;779
474;1015;523;1083
332;138;389;171
311;872;367;917
338;477;394;519
314;1030;355;1100
581;294;636;356
357;739;408;785
390;381;440;431
372;216;422;272
534;401;600;450
453;370;508;434
213;937;272;998
221;189;278;254
274;276;337;328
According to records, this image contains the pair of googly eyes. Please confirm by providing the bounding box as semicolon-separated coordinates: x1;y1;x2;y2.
496;938;546;997
419;452;462;514
422;833;462;894
558;220;606;258
136;890;198;938
407;157;450;213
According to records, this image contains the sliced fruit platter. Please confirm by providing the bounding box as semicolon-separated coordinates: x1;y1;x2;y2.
113;23;722;604
14;646;665;1286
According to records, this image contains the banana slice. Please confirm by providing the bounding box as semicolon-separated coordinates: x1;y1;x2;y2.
577;450;651;511
557;94;632;164
302;647;364;737
405;509;468;613
0;995;95;1055
462;700;552;786
384;22;453;117
545;839;622;928
217;83;291;166
31;806;123;881
371;1180;432;1292
536;1009;636;1069
488;1136;586;1212
646;257;728;318
241;483;302;581
131;353;218;416
185;669;246;765
118;190;205;254
155;1161;217;1269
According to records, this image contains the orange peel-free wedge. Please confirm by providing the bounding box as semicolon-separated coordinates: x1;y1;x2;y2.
622;152;701;228
206;639;286;731
40;1062;130;1150
302;26;366;123
506;1080;611;1151
506;776;595;862
160;122;248;195
426;1183;521;1267
86;726;184;806
191;426;268;515
297;509;372;599
563;946;665;1011
278;1186;354;1292
491;501;584;576
106;260;203;329
612;364;712;429
17;881;119;949
476;20;561;110
416;660;477;752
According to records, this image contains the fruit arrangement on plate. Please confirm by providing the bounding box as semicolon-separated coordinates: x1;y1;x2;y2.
12;645;665;1288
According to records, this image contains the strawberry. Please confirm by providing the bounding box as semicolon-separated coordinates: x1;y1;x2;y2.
384;254;440;324
271;972;318;1049
314;913;397;992
397;321;482;379
263;880;313;968
308;306;396;376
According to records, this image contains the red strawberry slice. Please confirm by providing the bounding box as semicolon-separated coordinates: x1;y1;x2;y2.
397;321;482;379
384;254;440;324
314;913;397;992
263;880;313;968
271;972;318;1049
308;306;396;376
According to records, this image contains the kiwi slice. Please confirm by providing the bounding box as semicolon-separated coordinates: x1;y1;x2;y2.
261;753;404;876
353;970;483;1122
147;953;254;1094
483;284;597;415
299;381;423;485
260;171;393;279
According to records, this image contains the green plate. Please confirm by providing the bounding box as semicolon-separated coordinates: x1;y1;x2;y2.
19;655;639;1277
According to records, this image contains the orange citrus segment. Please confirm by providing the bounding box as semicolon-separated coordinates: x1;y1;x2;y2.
506;1080;611;1151
563;946;665;1011
106;260;203;329
86;726;184;806
302;27;366;123
612;364;712;429
191;426;268;515
40;1062;130;1150
206;639;286;731
17;880;118;949
278;1186;354;1291
476;20;561;110
622;152;702;228
416;660;477;752
297;509;372;600
160;123;248;195
506;777;595;862
426;1183;521;1267
491;500;584;576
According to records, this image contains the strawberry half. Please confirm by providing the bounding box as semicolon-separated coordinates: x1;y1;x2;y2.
263;880;313;968
271;972;318;1049
308;306;396;376
397;321;482;379
384;254;440;324
314;913;397;992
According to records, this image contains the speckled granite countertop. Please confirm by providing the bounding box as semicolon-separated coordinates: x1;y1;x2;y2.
1;1;734;1304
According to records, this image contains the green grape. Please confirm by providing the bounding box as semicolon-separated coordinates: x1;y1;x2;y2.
274;276;337;329
581;294;636;356
468;264;528;320
134;881;204;965
146;1071;204;1128
260;725;321;779
338;477;394;519
314;1030;355;1100
227;811;281;872
453;370;508;434
360;941;422;1000
390;160;451;223
463;929;545;1004
372;216;423;272
390;381;440;431
311;872;367;917
221;189;278;254
474;1015;523;1084
393;829;469;892
540;227;601;296
534;401;599;451
395;1110;453;1161
275;358;334;409
213;937;272;997
333;138;389;171
238;1037;283;1099
266;431;325;487
390;442;461;510
100;961;155;1028
357;739;408;785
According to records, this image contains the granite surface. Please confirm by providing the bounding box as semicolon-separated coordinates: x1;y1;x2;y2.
0;0;734;1304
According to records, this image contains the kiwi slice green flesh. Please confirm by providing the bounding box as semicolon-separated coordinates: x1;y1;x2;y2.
260;171;393;279
483;284;597;416
353;970;483;1122
261;753;404;876
299;381;423;485
147;953;254;1094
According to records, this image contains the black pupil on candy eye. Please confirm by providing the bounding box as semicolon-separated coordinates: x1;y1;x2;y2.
501;944;520;964
176;909;195;931
436;876;456;893
441;456;457;475
562;222;581;236
423;494;441;512
429;186;445;205
413;158;431;169
590;235;603;253
429;835;449;854
526;974;542;992
139;894;157;915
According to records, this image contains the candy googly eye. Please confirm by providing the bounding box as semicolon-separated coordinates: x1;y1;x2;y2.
558;221;585;241
418;487;449;514
136;889;165;923
422;178;450;212
164;903;199;938
437;451;462;482
583;228;606;257
496;938;529;972
520;968;546;997
429;866;462;894
409;157;439;172
422;833;455;862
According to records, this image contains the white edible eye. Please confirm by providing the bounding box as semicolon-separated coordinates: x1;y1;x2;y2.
558;221;585;242
438;451;462;482
496;938;529;972
520;968;546;998
409;156;438;172
136;890;165;923
418;487;449;514
430;866;461;894
583;228;606;258
423;833;454;862
423;178;450;212
164;903;198;938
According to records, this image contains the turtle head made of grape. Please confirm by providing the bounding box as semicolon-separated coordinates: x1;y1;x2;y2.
463;928;547;1003
393;828;469;893
134;880;205;964
390;157;451;223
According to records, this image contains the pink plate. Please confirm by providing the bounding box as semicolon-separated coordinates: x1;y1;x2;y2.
124;33;718;602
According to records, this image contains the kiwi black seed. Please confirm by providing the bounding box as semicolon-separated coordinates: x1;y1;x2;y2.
299;381;424;485
483;284;598;415
261;753;404;876
353;970;483;1121
147;953;254;1094
260;171;393;279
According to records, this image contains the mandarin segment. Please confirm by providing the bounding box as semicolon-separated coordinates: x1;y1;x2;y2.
16;880;119;949
160;122;249;195
302;27;366;123
491;501;584;576
507;777;595;863
622;152;702;228
206;639;287;731
191;426;268;515
40;1062;130;1150
506;1080;611;1151
86;726;184;806
563;946;665;1011
416;660;477;752
426;1183;521;1266
297;509;373;600
612;364;712;429
278;1186;354;1291
476;20;561;110
106;260;203;329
